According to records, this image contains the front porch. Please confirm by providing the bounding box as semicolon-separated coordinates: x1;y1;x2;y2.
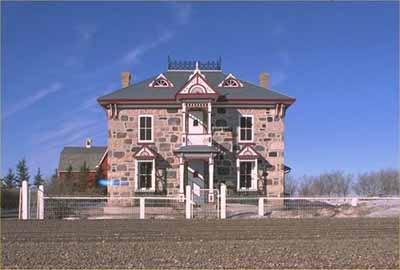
174;145;219;198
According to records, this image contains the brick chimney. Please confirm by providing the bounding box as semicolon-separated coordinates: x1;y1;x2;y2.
121;72;131;88
259;72;269;89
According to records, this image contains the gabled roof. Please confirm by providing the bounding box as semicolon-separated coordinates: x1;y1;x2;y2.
58;147;107;172
175;67;220;100
97;70;295;105
237;145;260;159
133;145;157;159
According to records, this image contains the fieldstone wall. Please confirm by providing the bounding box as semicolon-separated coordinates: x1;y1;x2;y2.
107;108;183;203
106;106;286;203
212;107;285;197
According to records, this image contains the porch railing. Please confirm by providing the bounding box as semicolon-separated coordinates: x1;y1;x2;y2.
183;133;212;146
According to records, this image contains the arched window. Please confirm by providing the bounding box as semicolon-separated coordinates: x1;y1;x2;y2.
222;79;240;87
218;73;243;88
148;73;174;88
153;78;169;87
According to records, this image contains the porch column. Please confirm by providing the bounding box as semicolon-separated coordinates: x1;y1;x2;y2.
182;103;187;146
179;155;184;194
208;155;214;191
207;102;212;146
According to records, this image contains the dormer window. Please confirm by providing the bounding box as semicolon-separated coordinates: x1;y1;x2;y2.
223;79;240;87
148;73;174;88
153;78;169;87
218;73;243;88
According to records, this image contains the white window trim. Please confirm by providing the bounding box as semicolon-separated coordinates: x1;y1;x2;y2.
236;159;258;192
138;115;154;143
238;115;254;143
134;159;156;192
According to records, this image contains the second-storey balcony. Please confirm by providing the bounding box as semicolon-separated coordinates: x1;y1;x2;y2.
183;133;212;146
181;102;213;146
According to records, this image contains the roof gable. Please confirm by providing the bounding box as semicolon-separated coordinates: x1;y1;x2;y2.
133;145;157;159
237;145;260;159
148;73;174;88
58;147;107;172
175;65;219;100
218;73;243;88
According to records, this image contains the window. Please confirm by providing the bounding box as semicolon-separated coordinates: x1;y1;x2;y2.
136;160;155;191
138;115;153;143
148;74;174;88
239;115;253;142
218;74;243;88
217;108;226;114
222;79;240;87
269;151;278;157
153;78;169;87
238;160;257;190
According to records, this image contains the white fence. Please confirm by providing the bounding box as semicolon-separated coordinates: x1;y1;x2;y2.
225;196;400;219
18;181;400;220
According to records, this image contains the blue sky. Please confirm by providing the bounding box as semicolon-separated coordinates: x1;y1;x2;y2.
2;2;399;179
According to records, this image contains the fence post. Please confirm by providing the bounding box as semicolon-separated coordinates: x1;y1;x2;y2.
258;198;264;217
21;181;28;220
220;183;226;219
185;185;191;219
140;198;145;219
37;185;44;220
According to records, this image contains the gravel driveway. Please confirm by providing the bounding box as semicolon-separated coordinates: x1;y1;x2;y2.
2;218;398;269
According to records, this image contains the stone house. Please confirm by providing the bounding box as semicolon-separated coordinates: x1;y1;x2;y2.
96;58;295;199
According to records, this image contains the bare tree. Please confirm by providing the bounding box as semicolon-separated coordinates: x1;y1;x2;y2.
297;171;353;197
353;169;399;196
284;174;297;196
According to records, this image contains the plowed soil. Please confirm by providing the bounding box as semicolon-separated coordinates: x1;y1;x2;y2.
2;218;398;269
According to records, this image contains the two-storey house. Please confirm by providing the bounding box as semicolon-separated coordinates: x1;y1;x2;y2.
97;58;295;201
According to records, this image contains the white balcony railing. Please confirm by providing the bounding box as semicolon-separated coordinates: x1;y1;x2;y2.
183;133;212;146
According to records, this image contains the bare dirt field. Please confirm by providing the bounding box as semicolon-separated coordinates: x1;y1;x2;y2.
2;218;398;269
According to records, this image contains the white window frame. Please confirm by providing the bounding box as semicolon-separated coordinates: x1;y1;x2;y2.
236;159;257;191
138;115;154;143
238;115;254;143
134;159;155;192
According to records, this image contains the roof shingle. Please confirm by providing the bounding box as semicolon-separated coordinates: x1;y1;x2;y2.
58;147;107;172
97;71;294;103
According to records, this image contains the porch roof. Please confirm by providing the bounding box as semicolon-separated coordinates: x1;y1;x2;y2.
174;145;219;154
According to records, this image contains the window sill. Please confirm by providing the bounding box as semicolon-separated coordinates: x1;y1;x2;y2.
238;141;255;144
138;141;154;144
135;188;155;192
237;188;257;192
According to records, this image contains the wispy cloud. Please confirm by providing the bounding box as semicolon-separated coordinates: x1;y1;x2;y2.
5;82;63;118
121;4;192;65
76;24;97;42
174;3;192;25
122;30;175;64
270;70;288;88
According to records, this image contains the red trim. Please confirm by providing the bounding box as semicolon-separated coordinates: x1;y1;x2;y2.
237;144;261;159
176;93;219;100
135;156;156;160
174;72;221;100
98;98;295;105
237;155;259;159
132;145;157;159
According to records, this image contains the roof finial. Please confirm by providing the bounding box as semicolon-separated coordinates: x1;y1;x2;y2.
195;61;199;70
